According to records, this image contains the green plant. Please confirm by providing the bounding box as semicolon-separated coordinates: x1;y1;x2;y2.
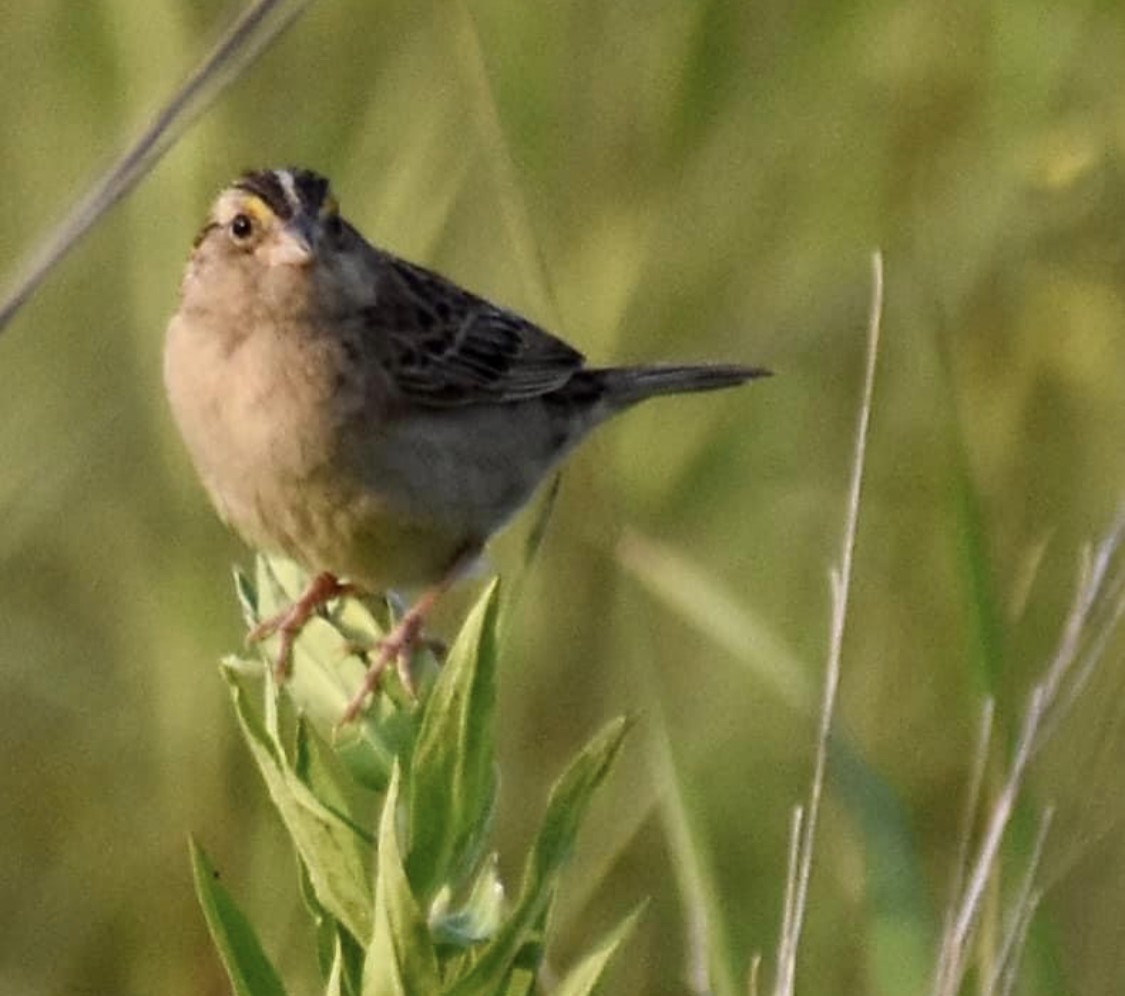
191;555;639;995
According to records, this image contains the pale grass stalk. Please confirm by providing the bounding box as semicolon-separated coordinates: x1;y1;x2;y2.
0;0;312;332
935;687;1044;996
994;890;1041;996
686;904;713;996
774;805;805;984
1036;526;1124;722
1036;560;1125;753
931;509;1125;996
773;251;885;996
985;807;1053;995
934;701;994;987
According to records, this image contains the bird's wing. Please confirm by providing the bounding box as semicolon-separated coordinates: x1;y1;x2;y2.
361;255;584;408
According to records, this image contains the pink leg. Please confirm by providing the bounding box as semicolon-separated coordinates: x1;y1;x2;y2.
248;571;355;681
338;548;477;725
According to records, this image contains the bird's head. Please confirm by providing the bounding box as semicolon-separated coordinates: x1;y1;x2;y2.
180;167;360;325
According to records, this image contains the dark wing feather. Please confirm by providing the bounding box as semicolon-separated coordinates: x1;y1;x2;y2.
361;254;584;408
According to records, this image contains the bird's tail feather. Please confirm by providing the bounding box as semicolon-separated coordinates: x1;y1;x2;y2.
597;363;771;411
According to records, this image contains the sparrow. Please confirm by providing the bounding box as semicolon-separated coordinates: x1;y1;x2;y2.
164;167;769;721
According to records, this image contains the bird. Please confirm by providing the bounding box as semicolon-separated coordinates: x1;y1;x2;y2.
164;167;769;722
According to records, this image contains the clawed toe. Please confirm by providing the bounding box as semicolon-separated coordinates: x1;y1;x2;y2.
247;608;302;681
338;615;427;724
247;571;354;681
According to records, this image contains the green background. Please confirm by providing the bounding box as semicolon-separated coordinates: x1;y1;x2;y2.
3;0;1125;992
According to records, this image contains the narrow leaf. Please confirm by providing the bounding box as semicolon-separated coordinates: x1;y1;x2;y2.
553;903;646;996
408;579;501;901
295;858;365;991
294;719;377;846
647;695;738;996
296;857;337;982
325;935;346;996
233;564;260;628
363;766;442;996
223;667;374;943
447;716;629;995
189;837;288;996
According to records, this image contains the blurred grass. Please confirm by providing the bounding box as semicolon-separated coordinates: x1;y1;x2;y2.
4;0;1125;993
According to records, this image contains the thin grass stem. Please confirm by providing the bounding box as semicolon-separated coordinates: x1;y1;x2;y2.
935;700;995;987
0;0;312;333
986;807;1053;995
773;250;885;996
933;511;1125;994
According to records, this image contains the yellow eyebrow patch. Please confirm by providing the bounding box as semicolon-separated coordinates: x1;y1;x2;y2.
212;188;279;227
319;193;339;219
235;193;276;224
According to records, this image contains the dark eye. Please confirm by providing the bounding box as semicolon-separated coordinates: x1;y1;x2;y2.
229;213;254;241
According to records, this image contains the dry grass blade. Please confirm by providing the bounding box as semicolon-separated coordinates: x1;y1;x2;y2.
994;889;1042;996
0;0;313;333
773;805;804;990
931;509;1125;996
934;700;994;986
986;807;1053;995
934;689;1043;996
773;250;885;996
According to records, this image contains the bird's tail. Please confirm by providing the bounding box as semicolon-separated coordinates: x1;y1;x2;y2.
596;363;771;412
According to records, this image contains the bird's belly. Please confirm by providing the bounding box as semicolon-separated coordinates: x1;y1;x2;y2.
351;403;566;545
199;456;467;592
166;314;568;589
165;318;462;589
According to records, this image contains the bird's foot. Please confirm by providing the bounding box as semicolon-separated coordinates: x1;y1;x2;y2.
335;544;476;724
338;608;428;724
247;571;355;681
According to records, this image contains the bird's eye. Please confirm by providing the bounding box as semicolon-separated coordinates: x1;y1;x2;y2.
229;213;255;241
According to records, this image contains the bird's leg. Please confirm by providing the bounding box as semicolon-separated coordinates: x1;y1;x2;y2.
338;547;477;725
383;591;448;658
248;571;355;681
337;582;446;724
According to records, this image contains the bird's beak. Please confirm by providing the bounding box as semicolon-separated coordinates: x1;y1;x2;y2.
265;217;317;268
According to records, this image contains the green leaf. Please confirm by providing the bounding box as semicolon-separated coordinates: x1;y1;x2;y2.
222;666;374;943
502;969;537;996
362;766;442;996
294;718;377;846
233;564;260;628
189;837;288;996
447;717;630;995
646;695;739;996
295;857;365;993
296;856;337;982
407;579;501;902
553;903;646;996
325;935;347;996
